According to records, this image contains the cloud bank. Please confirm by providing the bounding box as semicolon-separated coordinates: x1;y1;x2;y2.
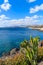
0;14;43;27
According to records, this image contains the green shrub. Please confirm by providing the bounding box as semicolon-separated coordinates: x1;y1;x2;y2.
20;37;39;65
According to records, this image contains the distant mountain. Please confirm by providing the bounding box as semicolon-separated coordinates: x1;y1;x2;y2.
0;26;26;30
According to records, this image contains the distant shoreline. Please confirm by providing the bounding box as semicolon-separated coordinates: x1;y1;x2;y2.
30;27;43;31
28;25;43;31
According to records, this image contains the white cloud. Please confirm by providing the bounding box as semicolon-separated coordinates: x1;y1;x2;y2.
1;3;11;11
27;0;36;3
30;4;43;13
0;14;9;20
0;14;43;27
0;0;11;11
31;15;40;19
4;0;8;3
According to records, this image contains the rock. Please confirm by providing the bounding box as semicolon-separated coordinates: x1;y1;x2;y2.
2;52;10;56
38;61;43;65
10;48;19;55
38;41;43;47
40;41;43;46
10;48;16;55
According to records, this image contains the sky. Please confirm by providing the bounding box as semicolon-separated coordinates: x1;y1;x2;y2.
0;0;43;27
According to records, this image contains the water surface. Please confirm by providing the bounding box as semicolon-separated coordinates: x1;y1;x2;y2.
0;27;43;56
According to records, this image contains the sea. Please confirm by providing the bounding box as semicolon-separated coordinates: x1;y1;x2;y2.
0;27;43;56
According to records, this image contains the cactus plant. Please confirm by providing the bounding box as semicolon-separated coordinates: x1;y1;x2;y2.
20;37;40;65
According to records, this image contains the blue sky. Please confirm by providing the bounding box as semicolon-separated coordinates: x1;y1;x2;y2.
0;0;43;27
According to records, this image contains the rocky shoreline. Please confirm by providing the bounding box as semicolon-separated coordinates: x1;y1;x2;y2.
0;48;20;60
31;28;43;31
0;41;43;65
0;49;43;65
28;25;43;31
0;40;43;58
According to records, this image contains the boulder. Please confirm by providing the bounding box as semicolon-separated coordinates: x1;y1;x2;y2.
38;61;43;65
10;48;19;55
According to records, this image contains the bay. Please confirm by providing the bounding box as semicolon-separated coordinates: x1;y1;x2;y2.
0;27;43;56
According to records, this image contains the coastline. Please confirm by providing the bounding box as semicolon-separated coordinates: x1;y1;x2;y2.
0;48;20;60
28;27;43;31
0;40;42;59
0;40;43;65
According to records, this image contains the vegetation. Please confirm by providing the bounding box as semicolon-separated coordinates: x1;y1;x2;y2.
20;36;39;65
0;53;28;65
38;47;43;62
0;37;43;65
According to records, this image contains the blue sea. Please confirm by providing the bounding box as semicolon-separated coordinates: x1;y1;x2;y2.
0;27;43;56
